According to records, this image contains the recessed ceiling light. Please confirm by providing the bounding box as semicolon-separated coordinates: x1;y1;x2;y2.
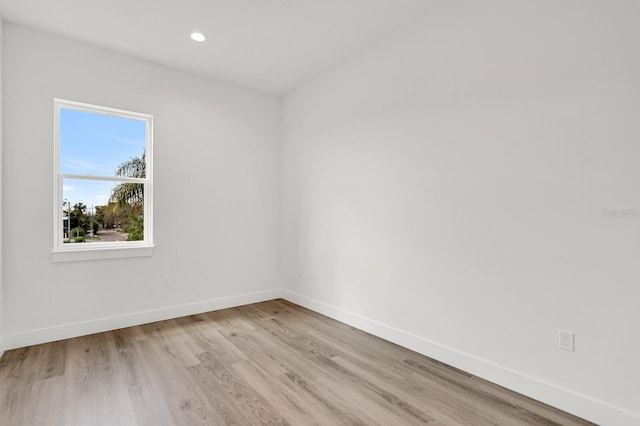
190;32;206;42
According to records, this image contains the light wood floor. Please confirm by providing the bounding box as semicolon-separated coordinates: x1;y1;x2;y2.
0;299;593;425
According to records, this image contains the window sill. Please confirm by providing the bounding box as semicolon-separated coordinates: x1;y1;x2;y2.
52;245;153;262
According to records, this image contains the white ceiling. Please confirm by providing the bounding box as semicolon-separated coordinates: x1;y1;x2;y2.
0;0;441;95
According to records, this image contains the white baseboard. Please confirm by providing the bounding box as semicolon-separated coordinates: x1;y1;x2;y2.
2;288;284;351
282;289;640;426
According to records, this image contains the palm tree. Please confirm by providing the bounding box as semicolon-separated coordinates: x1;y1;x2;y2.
72;202;87;216
110;151;145;215
70;202;88;233
108;151;146;240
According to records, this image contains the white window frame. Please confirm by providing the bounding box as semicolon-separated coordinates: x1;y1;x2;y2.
53;99;153;261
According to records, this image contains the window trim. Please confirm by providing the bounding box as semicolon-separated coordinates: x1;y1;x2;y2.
53;99;153;260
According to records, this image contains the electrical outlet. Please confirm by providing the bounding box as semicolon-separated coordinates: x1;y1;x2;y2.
162;276;171;288
558;330;575;352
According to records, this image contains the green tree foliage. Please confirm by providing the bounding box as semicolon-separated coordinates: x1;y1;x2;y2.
99;201;133;230
94;205;106;228
107;150;145;239
71;227;85;238
70;203;90;231
110;151;145;215
125;215;144;241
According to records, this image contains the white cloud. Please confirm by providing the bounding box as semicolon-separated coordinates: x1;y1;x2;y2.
63;185;74;191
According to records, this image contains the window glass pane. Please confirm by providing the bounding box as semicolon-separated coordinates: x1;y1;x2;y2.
59;108;146;176
62;179;145;243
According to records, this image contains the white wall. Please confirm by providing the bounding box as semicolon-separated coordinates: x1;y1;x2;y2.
0;17;4;356
282;1;640;424
2;23;281;347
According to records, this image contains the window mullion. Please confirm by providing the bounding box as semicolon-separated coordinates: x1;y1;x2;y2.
59;173;147;184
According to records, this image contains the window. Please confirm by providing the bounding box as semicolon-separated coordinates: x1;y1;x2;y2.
53;99;153;260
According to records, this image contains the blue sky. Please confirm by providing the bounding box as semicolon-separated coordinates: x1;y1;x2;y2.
60;108;146;210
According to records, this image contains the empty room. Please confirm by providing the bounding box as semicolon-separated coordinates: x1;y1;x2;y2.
0;0;638;425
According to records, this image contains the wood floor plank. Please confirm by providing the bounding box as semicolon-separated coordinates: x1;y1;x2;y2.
231;359;331;426
0;299;595;426
280;369;373;425
38;340;67;380
194;351;287;425
139;320;201;368
132;334;221;425
30;375;67;426
464;377;592;426
111;328;176;426
0;371;35;424
189;323;248;365
63;333;138;426
331;354;471;426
